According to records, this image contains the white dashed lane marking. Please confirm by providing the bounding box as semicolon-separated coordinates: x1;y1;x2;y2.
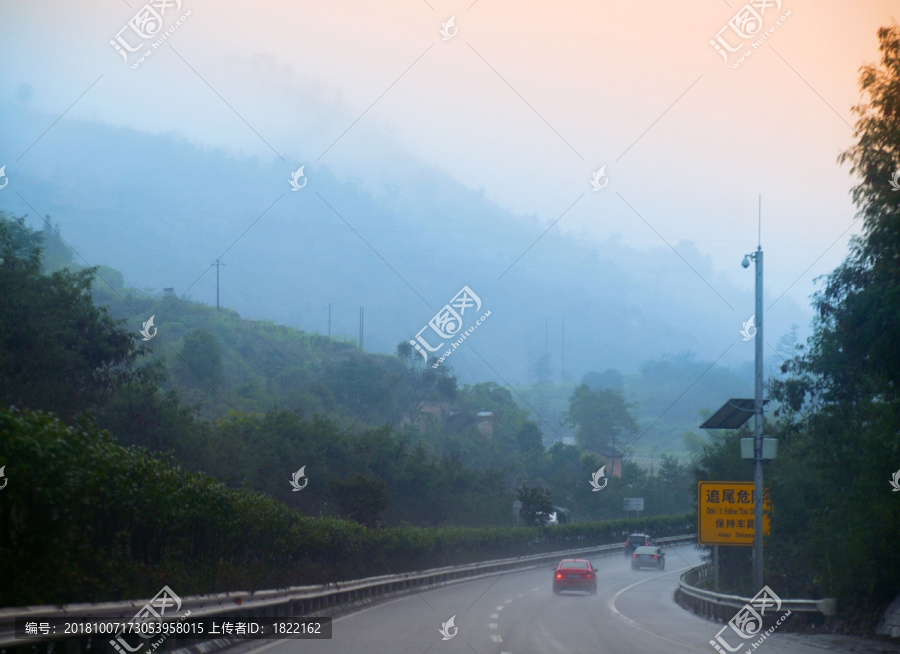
492;601;510;647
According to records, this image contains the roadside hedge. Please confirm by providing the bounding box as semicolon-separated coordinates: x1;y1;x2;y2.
0;407;691;606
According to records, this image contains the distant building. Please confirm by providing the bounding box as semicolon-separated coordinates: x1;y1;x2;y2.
476;411;495;439
594;444;625;478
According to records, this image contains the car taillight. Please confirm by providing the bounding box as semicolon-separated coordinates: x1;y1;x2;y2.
586;573;594;579
556;573;562;579
632;554;637;558
653;555;658;558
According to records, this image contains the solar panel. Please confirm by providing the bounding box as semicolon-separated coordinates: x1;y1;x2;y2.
700;398;768;430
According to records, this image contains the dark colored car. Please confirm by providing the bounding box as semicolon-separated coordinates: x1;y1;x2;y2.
631;546;665;570
623;533;653;557
553;559;597;594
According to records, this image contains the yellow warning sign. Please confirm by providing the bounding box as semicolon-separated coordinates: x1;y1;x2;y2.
698;482;771;546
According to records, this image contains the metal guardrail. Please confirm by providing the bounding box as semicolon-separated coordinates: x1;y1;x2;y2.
676;564;837;620
0;534;696;651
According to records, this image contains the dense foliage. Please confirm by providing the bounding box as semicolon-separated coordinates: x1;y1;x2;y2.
0;209;696;526
0;405;689;606
0;216;145;421
0;209;695;607
563;383;637;453
695;25;900;624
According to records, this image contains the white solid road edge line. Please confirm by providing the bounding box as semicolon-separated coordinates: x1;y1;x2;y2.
607;566;689;629
607;565;709;653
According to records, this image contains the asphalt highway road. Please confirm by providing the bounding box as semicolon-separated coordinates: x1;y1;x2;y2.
243;543;899;654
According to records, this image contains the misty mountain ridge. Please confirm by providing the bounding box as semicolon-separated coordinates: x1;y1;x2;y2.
0;100;809;385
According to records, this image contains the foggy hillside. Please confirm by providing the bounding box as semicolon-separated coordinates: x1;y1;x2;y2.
0;99;810;384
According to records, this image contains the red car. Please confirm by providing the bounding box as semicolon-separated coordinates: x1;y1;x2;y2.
552;559;597;594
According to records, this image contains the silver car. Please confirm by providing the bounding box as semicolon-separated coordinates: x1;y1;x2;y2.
631;545;665;570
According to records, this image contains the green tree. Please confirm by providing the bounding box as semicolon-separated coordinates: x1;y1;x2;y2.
562;384;637;454
394;341;457;425
824;25;900;401
97;362;206;462
516;484;553;526
581;369;624;393
538;442;605;520
650;455;693;515
93;265;125;291
763;25;900;611
456;382;543;451
0;213;141;420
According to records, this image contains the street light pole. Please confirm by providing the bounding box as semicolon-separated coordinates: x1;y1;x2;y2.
742;196;765;591
753;244;764;591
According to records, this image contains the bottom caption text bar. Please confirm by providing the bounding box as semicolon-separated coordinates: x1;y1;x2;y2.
16;617;332;640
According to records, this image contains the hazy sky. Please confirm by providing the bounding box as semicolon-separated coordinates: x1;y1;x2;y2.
1;0;897;327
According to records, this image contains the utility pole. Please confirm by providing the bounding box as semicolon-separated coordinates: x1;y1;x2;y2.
741;194;765;591
703;197;770;593
212;259;224;313
752;231;764;591
328;304;332;338
359;307;364;350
